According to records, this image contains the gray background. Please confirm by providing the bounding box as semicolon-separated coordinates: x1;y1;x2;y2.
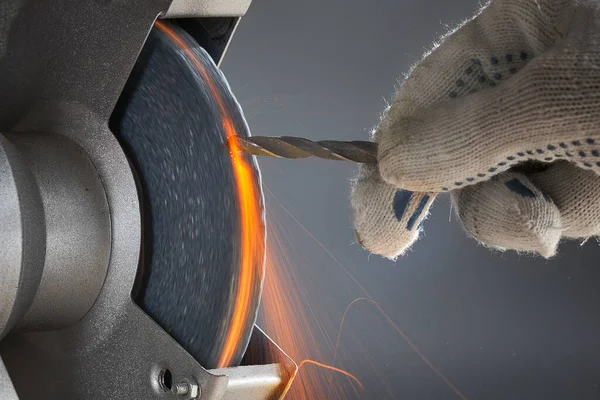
221;0;600;398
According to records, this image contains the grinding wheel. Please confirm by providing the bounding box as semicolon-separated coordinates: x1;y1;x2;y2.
110;21;265;369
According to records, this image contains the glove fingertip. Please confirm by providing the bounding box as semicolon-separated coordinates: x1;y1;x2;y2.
351;165;434;259
453;173;562;258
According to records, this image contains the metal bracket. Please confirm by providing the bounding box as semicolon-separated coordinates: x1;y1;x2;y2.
210;326;298;399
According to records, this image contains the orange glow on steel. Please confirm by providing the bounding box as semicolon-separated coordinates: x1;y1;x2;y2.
155;20;263;368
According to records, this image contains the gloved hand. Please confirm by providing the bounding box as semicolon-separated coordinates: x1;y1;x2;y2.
352;0;600;259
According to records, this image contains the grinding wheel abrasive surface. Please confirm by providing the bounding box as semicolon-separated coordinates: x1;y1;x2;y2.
110;23;265;369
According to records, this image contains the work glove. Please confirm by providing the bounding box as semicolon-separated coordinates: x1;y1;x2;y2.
351;0;600;259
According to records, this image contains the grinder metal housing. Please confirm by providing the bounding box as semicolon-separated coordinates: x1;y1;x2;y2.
0;1;296;399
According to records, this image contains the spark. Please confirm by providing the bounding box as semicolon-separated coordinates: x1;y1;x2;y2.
331;297;381;368
261;217;361;399
266;188;469;400
278;359;364;400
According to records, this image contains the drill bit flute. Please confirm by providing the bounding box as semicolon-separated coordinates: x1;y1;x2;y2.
235;136;378;164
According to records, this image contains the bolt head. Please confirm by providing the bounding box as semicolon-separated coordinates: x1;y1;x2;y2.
188;383;199;398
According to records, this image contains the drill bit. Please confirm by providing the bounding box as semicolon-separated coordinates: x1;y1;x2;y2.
235;136;378;164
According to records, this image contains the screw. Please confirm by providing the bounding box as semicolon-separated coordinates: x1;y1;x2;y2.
172;382;189;396
172;379;200;398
